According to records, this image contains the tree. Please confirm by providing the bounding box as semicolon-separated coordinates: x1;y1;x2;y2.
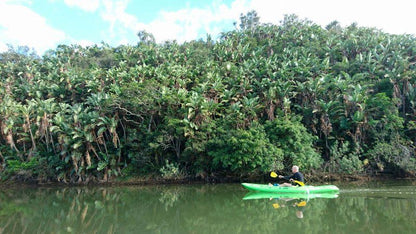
237;10;260;31
137;30;156;44
264;116;322;170
207;121;283;174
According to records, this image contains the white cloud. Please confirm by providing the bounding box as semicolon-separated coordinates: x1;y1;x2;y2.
76;39;96;47
120;0;251;43
0;42;8;53
4;0;33;4
64;0;101;12
100;0;144;40
79;0;416;48
0;2;67;54
247;0;416;35
142;0;416;43
92;0;251;45
5;0;413;55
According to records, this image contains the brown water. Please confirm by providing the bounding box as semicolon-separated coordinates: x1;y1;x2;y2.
0;180;415;233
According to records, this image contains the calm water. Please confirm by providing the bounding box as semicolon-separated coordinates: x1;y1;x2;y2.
0;180;415;234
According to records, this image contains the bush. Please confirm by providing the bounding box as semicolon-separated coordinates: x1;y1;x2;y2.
264;116;322;170
160;160;184;179
3;157;38;180
327;141;363;174
207;122;283;174
366;137;416;175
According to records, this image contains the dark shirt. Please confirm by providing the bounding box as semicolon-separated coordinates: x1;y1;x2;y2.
284;172;305;184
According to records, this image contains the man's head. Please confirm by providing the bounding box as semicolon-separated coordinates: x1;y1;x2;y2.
292;165;299;173
296;210;304;219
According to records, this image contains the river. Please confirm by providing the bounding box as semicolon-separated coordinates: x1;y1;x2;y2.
0;180;415;233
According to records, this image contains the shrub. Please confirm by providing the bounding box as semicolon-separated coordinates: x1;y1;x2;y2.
366;137;416;175
160;160;184;179
3;157;38;180
207;122;283;174
264;116;322;170
327;140;363;174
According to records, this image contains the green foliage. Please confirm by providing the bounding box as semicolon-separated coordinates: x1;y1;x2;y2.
207;122;283;174
1;11;416;182
6;157;38;173
3;157;43;180
264;116;322;170
327;141;363;174
237;10;260;31
366;92;404;143
366;137;416;175
159;160;184;179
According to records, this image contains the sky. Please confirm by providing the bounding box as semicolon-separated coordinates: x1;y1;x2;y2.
1;0;415;55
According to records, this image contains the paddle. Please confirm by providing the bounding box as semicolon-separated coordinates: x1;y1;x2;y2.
295;201;307;207
270;172;305;186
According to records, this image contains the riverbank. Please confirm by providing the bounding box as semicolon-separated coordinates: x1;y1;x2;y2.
1;171;413;188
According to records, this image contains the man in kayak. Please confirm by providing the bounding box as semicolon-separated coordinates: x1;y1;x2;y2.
278;165;304;187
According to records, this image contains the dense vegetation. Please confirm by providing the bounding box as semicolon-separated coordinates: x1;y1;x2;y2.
0;13;415;183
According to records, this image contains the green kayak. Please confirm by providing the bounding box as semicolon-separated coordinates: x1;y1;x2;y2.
241;183;339;194
243;191;339;200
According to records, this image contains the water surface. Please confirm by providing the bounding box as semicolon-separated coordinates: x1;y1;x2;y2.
0;180;415;233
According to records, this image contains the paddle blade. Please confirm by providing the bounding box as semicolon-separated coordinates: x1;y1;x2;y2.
294;180;305;186
297;201;307;207
270;172;278;178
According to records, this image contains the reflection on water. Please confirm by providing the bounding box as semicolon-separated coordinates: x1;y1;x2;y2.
0;181;415;234
243;191;339;220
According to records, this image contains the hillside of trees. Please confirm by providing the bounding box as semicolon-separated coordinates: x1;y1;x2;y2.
0;13;415;183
